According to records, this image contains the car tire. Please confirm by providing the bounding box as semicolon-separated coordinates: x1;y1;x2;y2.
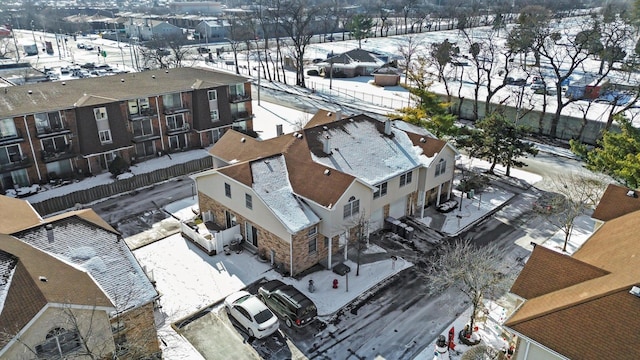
248;328;254;338
285;318;293;328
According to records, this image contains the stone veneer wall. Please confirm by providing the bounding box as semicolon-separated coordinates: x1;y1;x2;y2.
199;192;346;276
113;301;161;359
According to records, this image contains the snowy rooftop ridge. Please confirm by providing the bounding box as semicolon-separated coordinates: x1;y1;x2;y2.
0;253;17;315
15;218;157;311
251;155;320;233
310;119;435;185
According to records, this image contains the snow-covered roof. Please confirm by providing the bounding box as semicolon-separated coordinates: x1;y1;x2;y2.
251;155;320;233
0;251;17;315
309;119;437;185
14;217;158;312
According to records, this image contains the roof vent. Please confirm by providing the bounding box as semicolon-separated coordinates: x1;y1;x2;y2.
327;112;332;117
293;132;299;137
323;126;328;130
240;137;246;143
630;286;640;297
626;190;637;198
165;70;169;73
152;75;156;79
420;137;426;143
61;82;66;86
324;169;330;176
120;78;125;82
322;135;331;155
39;276;48;282
296;133;303;139
28;90;32;94
384;119;392;135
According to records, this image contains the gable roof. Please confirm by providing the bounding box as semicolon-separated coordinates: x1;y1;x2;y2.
322;49;385;67
0;234;113;346
0;196;42;234
505;210;640;359
209;111;446;205
12;216;157;311
591;183;640;222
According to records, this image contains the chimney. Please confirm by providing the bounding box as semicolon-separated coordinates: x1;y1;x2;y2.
45;224;54;243
276;124;283;136
384;119;392;135
322;135;332;155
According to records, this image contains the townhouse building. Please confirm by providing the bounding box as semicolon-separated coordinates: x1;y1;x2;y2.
0;67;252;193
192;111;458;276
0;195;161;359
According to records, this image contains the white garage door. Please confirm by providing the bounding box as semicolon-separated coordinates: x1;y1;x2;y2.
389;196;407;219
369;208;384;233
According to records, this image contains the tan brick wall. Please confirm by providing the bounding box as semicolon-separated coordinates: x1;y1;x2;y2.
112;301;160;359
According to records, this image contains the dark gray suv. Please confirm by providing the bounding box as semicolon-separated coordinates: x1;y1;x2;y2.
258;280;317;328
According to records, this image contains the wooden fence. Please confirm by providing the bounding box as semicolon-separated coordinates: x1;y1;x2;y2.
31;157;213;216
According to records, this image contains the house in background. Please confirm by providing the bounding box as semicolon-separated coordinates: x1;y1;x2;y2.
0;67;251;193
318;49;389;78
195;19;230;43
372;64;402;86
125;19;183;41
504;207;640;359
0;195;161;359
192;111;457;276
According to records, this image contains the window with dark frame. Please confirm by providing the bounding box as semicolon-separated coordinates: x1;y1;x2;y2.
343;196;360;219
308;237;317;254
435;159;447;176
225;183;231;198
245;193;252;209
400;171;413;187
373;182;388;199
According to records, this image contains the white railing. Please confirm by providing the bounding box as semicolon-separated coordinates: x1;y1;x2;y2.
180;222;241;254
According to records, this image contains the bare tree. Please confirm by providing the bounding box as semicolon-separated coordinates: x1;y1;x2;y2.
279;0;320;88
424;240;513;341
533;173;607;252
396;35;421;86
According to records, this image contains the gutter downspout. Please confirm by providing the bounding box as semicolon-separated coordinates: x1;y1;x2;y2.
327;234;332;270
23;115;42;181
289;235;293;277
155;95;165;151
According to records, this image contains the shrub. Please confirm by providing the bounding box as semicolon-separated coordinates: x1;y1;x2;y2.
108;156;129;177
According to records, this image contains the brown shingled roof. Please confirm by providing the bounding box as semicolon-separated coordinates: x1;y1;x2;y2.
0;235;113;342
43;209;119;234
405;132;447;157
505;210;640;359
0;196;42;234
591;183;640;222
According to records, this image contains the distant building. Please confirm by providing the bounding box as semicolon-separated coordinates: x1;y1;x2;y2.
318;49;389;78
0;67;252;193
124;19;183;41
169;1;225;16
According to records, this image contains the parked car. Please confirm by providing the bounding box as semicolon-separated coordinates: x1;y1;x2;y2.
530;79;546;91
224;291;279;339
258;280;318;328
197;47;210;54
77;43;85;49
85;44;94;51
506;77;527;86
80;62;96;69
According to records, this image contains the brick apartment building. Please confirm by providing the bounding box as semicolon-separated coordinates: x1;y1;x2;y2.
0;67;252;193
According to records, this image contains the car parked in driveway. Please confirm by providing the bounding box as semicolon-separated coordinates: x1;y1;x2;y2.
224;291;279;339
258;280;317;328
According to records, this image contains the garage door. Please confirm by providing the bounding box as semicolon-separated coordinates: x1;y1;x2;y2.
389;196;407;219
369;208;384;233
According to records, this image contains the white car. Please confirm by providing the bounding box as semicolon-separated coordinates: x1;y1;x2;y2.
224;291;279;339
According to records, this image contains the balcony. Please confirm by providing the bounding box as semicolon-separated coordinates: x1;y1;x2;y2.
229;93;251;103
166;123;191;136
129;107;157;121
0;155;31;173
163;103;190;115
41;144;75;162
36;125;71;138
231;111;252;122
132;133;161;143
0;129;24;145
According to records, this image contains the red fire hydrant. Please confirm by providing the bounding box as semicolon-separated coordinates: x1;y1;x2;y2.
332;278;339;289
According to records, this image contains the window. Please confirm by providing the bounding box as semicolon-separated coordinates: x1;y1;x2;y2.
245;193;252;209
400;171;413;187
308;237;317;254
163;92;182;109
435;159;447;176
99;130;112;144
93;107;107;121
0;144;23;165
210;110;219;121
111;320;126;333
373;182;388;199
132;118;153;137
308;226;317;237
114;334;129;356
0;118;17;138
229;83;245;97
343;196;360;219
208;90;217;101
225;183;231;198
35;327;81;358
166;114;185;130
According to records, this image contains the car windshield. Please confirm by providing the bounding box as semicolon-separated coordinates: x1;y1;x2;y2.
254;309;274;324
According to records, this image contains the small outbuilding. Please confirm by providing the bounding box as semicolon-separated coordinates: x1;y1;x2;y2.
372;64;402;86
